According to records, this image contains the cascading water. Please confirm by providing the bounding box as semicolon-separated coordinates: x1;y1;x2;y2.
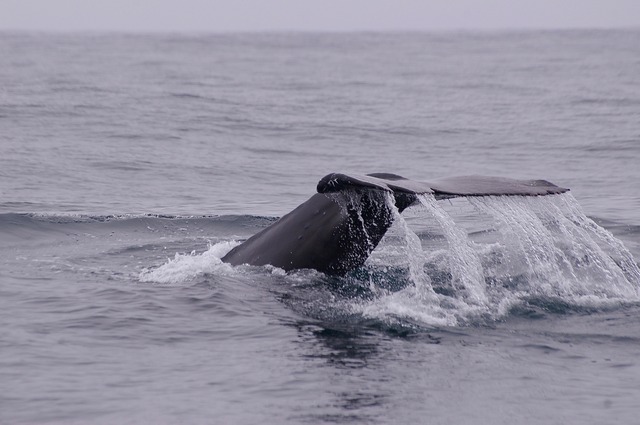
468;194;640;299
358;193;640;327
416;194;487;305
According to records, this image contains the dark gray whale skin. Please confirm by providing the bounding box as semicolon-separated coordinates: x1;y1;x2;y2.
221;190;395;275
221;173;568;276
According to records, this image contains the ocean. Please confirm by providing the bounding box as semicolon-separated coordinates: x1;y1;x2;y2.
1;30;640;424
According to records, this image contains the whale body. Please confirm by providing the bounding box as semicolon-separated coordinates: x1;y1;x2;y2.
221;173;568;275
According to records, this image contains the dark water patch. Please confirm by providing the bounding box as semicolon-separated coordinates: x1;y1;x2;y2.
243;146;308;156
338;267;414;298
571;97;640;108
508;304;548;320
519;343;563;354
527;297;585;315
510;297;605;317
583;139;640;152
609;362;636;369
90;159;155;171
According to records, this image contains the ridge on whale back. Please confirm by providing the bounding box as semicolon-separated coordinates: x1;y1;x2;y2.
221;172;569;276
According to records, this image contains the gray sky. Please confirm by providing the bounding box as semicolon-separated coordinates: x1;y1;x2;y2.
1;0;640;32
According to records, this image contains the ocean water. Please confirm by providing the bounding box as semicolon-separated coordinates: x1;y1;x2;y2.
1;30;640;424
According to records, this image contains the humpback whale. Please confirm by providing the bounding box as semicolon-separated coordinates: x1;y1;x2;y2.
221;173;568;276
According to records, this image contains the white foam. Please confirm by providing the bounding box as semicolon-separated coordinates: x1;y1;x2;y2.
357;288;460;327
138;241;240;285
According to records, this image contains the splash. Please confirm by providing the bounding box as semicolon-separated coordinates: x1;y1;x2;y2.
139;241;240;285
358;193;640;327
469;194;640;298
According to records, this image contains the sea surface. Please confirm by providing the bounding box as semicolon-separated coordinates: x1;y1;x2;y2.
1;30;640;424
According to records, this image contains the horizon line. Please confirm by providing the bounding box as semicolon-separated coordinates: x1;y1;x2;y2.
1;25;639;36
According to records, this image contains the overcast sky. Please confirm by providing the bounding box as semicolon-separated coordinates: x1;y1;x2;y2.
1;0;639;32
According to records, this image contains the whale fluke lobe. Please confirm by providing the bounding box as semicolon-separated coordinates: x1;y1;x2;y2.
221;172;569;275
426;175;568;198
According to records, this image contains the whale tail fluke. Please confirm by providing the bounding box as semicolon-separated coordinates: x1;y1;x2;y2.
318;172;568;199
222;172;569;275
